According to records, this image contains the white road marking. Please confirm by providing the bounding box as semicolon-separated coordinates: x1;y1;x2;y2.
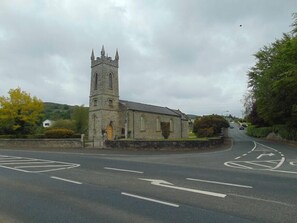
0;161;54;165
104;167;143;174
224;162;253;169
244;161;273;168
242;153;247;156
270;169;297;174
186;178;252;188
229;193;293;207
0;155;80;173
139;178;226;198
50;176;82;185
256;153;274;159
235;156;241;160
289;162;297;166
271;157;285;170
121;192;179;208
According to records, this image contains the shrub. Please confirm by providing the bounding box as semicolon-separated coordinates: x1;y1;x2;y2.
246;125;273;138
160;122;170;139
45;128;75;138
51;119;76;131
196;127;214;137
193;115;229;137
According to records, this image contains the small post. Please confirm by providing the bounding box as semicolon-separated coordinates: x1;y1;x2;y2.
81;134;85;148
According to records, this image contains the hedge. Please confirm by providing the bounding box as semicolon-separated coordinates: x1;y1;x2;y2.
45;128;75;138
246;125;273;138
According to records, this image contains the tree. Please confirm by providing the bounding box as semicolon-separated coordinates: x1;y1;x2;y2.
247;14;297;127
71;105;88;133
0;88;44;135
193;115;229;137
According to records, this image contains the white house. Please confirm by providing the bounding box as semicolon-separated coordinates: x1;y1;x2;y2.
43;119;54;128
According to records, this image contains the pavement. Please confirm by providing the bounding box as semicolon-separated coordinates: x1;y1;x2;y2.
0;126;297;222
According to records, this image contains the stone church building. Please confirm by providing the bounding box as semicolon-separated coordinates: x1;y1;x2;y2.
88;46;189;142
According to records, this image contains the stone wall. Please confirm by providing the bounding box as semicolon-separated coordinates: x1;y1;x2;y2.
104;137;224;151
0;139;82;149
126;111;185;140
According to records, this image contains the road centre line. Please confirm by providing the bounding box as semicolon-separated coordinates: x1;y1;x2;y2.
50;176;82;185
186;178;252;188
121;192;179;208
104;167;143;174
235;156;241;160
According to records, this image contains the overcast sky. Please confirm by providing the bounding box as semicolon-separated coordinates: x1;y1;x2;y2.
0;0;296;117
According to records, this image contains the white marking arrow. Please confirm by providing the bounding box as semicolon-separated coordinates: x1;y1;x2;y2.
139;178;226;198
257;153;275;159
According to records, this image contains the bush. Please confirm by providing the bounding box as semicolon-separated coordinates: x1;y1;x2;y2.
196;127;214;137
272;125;297;141
193;115;229;137
246;125;273;138
45;128;75;138
51;119;76;131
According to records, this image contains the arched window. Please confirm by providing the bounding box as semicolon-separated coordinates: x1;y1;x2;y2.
109;73;113;89
94;73;98;90
170;119;174;132
156;118;160;131
140;116;145;131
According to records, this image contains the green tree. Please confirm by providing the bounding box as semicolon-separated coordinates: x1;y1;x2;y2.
71;105;88;133
193;115;229;137
0;88;44;135
247;14;297;128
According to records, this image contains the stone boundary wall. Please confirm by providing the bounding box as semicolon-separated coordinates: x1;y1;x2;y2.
104;137;224;150
0;139;82;149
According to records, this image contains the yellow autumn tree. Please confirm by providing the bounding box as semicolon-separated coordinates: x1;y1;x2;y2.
0;88;44;135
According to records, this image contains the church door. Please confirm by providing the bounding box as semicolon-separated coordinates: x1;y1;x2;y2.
107;124;113;140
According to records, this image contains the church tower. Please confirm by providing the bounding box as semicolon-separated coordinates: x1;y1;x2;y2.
89;46;120;142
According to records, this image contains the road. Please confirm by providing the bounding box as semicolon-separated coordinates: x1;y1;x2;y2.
0;127;297;222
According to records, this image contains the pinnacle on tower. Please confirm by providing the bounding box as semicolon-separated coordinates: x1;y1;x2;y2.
91;49;95;60
101;45;105;57
115;48;119;60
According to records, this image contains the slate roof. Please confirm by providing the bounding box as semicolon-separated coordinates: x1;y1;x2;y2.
120;100;187;118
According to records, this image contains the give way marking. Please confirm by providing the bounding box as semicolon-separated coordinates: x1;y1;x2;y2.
139;178;226;198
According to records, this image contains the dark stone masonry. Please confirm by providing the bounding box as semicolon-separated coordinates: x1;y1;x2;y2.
104;137;224;151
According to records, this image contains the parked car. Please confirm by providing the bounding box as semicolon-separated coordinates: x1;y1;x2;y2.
239;126;244;130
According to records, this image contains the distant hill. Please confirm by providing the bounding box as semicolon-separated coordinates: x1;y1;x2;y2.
43;102;77;120
187;114;199;120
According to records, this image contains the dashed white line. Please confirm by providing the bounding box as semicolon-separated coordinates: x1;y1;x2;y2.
104;167;143;174
50;176;82;185
121;192;179;207
235;156;241;160
186;178;252;188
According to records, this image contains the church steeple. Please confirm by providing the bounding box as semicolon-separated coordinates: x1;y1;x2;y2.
115;48;119;61
91;49;95;60
101;45;105;57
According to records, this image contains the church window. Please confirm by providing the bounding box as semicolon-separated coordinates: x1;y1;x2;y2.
156;118;160;132
109;73;113;89
94;99;97;106
94;73;98;90
140;116;145;131
170;119;174;132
